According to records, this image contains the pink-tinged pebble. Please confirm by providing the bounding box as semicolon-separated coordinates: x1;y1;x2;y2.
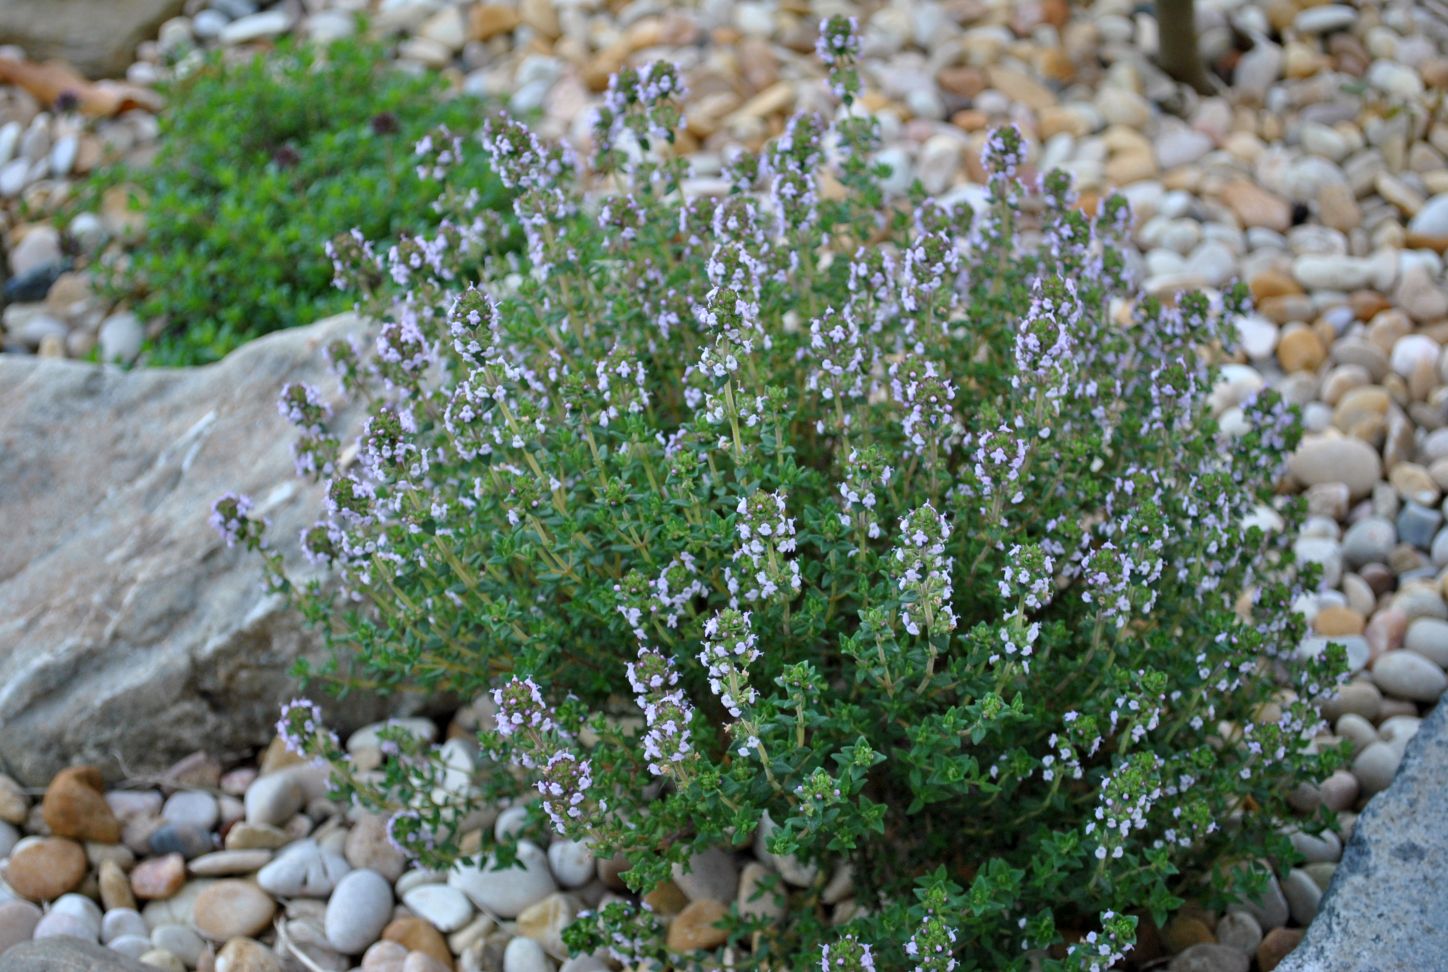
1363;607;1407;661
132;853;187;900
220;768;258;797
0;900;43;953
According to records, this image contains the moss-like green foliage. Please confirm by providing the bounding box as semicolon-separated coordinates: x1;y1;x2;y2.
85;34;507;365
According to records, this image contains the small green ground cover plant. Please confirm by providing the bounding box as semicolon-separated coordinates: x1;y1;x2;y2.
217;17;1347;970
82;34;509;365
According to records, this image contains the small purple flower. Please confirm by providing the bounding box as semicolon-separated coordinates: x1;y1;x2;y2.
820;935;875;971
385;809;436;858
210;492;255;548
698;608;760;719
627;645;696;776
492;676;557;739
536;750;603;835
893;504;957;637
725;490;801;606
414;124;464;181
981;124;1026;182
277;382;331;432
276;697;330;757
815;15;861;102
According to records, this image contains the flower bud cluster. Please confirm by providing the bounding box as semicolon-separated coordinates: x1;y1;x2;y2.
893;504;957;637
210;492;260;549
627;645;697;777
727;490;801;605
838;445;894;540
815;16;861;103
820;933;876;971
699;608;760;720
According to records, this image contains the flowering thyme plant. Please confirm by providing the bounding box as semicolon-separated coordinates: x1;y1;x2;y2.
222;17;1346;971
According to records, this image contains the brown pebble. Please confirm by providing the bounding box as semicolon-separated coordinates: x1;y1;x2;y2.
257;737;306;776
469;4;520;41
951;109;989;132
666;899;729;952
644;879;689;917
1222;179;1292;231
42;766;121;843
193;880;276;941
382;917;454;970
597;852;630;891
1422;57;1448;89
6;837;87;901
1160;913;1216;953
1314;605;1366;636
1350;291;1394;321
1277;327;1327;373
1250;268;1302;302
1256;926;1305;971
936;65;985;99
132;853;187;900
100;858;138;911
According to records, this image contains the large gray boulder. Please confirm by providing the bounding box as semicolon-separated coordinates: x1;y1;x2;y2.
0;937;152;971
1279;699;1448;971
0;314;387;786
0;0;186;79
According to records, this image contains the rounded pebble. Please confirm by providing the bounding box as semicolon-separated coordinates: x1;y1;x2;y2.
324;869;394;954
448;840;557;919
1371;650;1448;701
193;880;277;941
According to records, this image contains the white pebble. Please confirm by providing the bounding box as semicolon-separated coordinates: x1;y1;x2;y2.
547;840;595;889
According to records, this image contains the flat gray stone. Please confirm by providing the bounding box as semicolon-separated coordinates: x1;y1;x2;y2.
0;314;405;786
0;0;185;79
1279;699;1448;972
0;937;152;971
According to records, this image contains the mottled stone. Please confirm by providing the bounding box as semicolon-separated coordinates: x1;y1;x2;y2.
1279;701;1448;970
0;937;152;971
0;316;404;787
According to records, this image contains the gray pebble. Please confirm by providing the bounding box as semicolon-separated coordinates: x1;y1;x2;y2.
1214;910;1262;952
670;846;739;904
100;908;147;944
1404;617;1448;668
1397;502;1442;549
150;924;204;966
1168;942;1249;972
163;791;219;832
1231;871;1289;931
258;839;351;897
149;823;214;860
503;936;554;972
193;9;230;38
1283;867;1323;924
1342;516;1396;567
1290;829;1342;864
1372;650;1448;702
1352;740;1402;794
245;771;304;827
108;934;152;959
